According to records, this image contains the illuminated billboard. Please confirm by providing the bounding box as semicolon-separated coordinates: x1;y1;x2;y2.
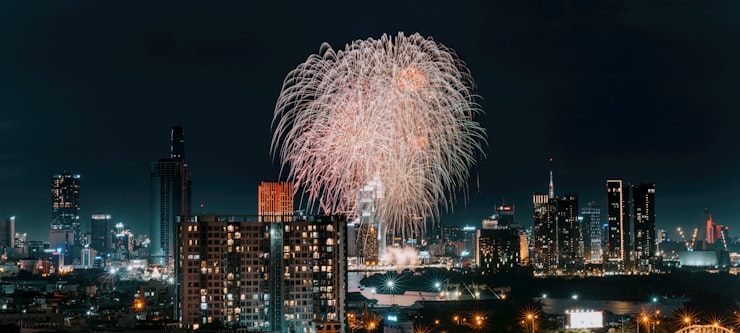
566;310;603;329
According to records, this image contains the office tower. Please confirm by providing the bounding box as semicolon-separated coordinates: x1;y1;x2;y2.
90;214;113;257
532;193;556;273
150;126;191;268
606;180;630;271
51;172;81;245
580;202;602;264
258;181;294;216
179;214;347;333
0;216;14;248
556;193;579;270
632;183;656;271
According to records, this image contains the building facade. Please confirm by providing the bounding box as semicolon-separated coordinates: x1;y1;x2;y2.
258;181;294;216
178;214;347;333
478;226;521;274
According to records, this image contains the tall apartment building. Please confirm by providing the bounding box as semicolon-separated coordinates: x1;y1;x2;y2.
532;193;556;272
606;180;630;272
580;202;602;264
178;214;346;333
150;126;191;268
632;183;656;271
556;193;579;271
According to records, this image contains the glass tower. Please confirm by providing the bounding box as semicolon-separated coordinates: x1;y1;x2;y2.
150;126;191;268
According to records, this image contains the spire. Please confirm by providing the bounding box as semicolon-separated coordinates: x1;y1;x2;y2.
548;157;554;199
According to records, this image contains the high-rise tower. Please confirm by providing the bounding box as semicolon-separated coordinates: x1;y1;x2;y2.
533;193;556;273
51;172;81;237
580;202;602;264
556;193;579;270
0;216;15;248
606;180;630;272
90;214;114;257
50;172;81;263
150;126;191;268
533;160;557;273
632;183;656;271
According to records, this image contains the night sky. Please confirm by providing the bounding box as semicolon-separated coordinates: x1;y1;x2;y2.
2;1;739;241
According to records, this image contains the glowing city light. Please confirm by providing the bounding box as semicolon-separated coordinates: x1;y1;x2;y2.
272;32;486;238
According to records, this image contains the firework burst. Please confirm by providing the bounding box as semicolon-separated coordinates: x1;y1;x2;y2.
272;32;486;237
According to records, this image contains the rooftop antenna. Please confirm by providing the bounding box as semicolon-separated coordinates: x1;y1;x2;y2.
548;157;554;199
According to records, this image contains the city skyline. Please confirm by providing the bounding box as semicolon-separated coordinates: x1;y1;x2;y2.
2;1;740;240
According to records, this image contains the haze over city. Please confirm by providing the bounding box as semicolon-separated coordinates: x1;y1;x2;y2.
2;1;740;241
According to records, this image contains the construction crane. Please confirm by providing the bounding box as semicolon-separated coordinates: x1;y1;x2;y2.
720;229;729;251
676;227;698;251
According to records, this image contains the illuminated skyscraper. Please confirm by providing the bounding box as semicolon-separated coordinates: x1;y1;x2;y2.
150;126;191;268
632;183;656;271
556;193;579;270
580;202;602;264
50;172;81;263
533;160;557;273
606;180;630;271
532;193;556;272
51;172;81;240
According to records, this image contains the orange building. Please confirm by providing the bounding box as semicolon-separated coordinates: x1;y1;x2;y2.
258;181;294;216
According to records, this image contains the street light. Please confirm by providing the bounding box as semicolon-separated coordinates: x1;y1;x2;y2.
526;313;536;333
387;280;395;306
641;314;649;333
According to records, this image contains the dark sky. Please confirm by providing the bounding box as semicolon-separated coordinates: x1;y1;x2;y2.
1;1;739;241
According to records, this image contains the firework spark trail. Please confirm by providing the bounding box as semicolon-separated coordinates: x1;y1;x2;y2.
272;32;486;238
